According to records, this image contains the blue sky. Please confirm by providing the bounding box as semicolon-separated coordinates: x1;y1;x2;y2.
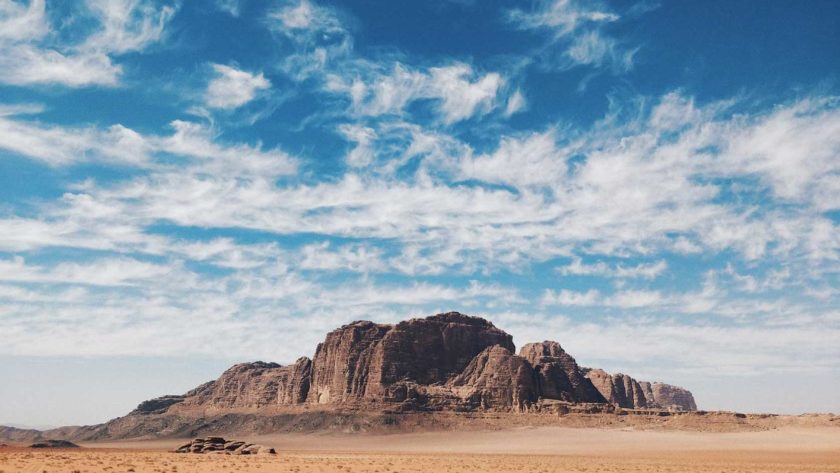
0;0;839;426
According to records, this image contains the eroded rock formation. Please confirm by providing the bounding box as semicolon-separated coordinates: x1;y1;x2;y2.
648;382;698;411
584;368;696;411
519;341;605;403
180;358;312;408
121;312;696;417
448;345;537;411
307;312;514;406
174;437;275;455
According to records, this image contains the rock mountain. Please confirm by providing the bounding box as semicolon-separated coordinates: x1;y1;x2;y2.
139;312;696;414
0;312;697;442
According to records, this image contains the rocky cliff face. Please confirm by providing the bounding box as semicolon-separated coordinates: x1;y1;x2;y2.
584;369;695;411
448;345;537;411
179;358;311;409
121;312;696;417
519;341;605;403
307;312;514;405
648;382;698;411
307;320;390;404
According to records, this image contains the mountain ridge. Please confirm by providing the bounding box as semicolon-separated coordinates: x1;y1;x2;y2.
2;311;698;441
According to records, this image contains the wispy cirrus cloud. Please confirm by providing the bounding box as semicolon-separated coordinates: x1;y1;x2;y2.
555;258;668;280
81;0;176;55
267;0;509;125
5;91;836;271
326;62;504;124
509;0;639;73
0;114;295;174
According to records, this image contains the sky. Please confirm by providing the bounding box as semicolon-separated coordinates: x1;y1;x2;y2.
0;0;838;427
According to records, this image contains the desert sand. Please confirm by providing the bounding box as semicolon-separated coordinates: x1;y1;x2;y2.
2;426;839;473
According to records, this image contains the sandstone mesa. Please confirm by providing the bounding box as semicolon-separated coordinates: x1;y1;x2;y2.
1;312;699;441
152;312;695;414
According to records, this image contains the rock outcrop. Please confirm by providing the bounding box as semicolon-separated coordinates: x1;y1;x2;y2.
584;369;695;411
307;312;514;405
129;395;186;415
519;341;606;403
647;382;698;411
448;345;537;411
174;437;275;455
585;369;647;409
182;358;311;408
29;440;80;449
307;320;392;404
44;311;694;438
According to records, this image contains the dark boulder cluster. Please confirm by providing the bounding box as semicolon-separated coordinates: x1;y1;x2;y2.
174;437;275;455
129;395;186;415
29;439;80;449
135;312;697;415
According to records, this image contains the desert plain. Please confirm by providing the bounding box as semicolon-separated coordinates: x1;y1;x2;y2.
3;423;839;473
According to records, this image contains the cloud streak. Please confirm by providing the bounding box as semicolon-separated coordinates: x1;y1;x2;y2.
0;0;176;87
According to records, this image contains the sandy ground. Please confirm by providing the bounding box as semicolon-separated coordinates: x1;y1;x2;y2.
2;426;839;472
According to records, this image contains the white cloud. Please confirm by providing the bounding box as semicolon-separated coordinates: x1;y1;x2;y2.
155;120;296;176
328;62;504;124
0;1;837;414
0;91;837;387
205;64;271;110
0;113;296;175
0;256;172;286
0;0;49;42
5;93;837;276
298;242;386;273
274;0;320;29
0;46;120;87
82;0;176;55
541;288;601;306
509;0;637;72
269;1;503;124
606;289;664;308
541;288;663;308
566;30;635;72
719;97;840;203
337;123;376;167
509;0;618;33
215;0;242;16
505;89;527;116
0;116;147;165
0;0;175;87
556;258;667;280
269;0;352;80
460;130;564;187
428;64;503;124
